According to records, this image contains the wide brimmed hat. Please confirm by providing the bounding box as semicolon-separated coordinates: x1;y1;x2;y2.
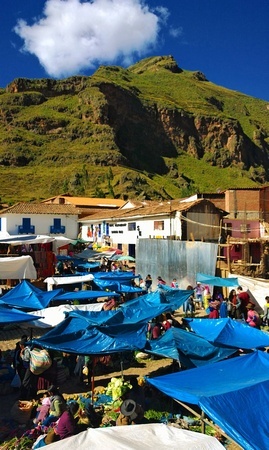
120;399;138;421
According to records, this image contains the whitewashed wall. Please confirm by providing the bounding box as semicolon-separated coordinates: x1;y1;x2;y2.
1;213;78;239
80;215;180;246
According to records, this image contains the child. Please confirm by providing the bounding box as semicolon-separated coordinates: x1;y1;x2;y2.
33;392;51;425
171;278;179;288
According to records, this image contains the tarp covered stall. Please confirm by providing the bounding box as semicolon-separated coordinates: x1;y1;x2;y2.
46;423;225;450
0;234;55;245
53;290;119;302
146;327;236;368
44;274;94;290
148;351;269;450
0;305;41;325
0;255;37;279
196;273;238;287
120;289;192;313
28;303;104;328
31;311;148;355
185;317;269;349
0;280;62;310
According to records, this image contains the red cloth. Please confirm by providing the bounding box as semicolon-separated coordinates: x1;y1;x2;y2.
152;325;161;339
209;309;219;319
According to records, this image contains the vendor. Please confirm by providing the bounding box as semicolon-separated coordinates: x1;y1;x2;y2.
116;399;147;426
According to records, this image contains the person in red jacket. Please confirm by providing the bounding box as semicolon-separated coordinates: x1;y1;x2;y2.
237;286;250;319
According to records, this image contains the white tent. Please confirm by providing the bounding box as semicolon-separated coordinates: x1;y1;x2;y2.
29;303;104;328
44;274;94;290
45;423;224;450
0;255;37;279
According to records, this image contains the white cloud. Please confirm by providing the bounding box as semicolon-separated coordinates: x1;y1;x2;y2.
169;26;183;38
14;0;166;78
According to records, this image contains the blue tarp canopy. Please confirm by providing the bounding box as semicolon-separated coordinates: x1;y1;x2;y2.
0;280;62;310
93;271;140;280
93;279;144;294
196;273;238;287
53;290;120;302
146;327;236;367
120;289;191;313
31;311;148;355
185;318;269;349
148;351;269;450
0;305;41;324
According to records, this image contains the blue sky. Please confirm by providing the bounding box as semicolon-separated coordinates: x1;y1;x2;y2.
1;0;269;101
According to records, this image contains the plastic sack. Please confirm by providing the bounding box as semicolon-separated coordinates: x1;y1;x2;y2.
30;348;52;375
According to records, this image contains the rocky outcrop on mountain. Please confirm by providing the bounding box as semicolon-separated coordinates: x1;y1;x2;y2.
0;55;269;202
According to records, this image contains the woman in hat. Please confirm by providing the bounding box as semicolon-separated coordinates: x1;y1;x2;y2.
116;399;146;426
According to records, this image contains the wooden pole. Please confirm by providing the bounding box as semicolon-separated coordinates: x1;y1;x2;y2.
175;400;241;447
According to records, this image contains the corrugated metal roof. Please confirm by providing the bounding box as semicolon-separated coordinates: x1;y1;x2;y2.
0;202;79;215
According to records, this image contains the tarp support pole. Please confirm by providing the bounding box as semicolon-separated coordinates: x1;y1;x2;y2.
175;400;238;446
201;411;205;434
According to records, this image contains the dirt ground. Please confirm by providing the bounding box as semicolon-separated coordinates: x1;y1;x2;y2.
0;314;241;449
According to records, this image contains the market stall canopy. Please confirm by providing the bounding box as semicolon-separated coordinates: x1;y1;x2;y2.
31;312;148;355
93;272;139;280
0;304;42;325
0;255;37;279
92;279;144;294
53;290;119;302
0;280;62;310
112;255;136;261
196;273;238;287
27;303;104;328
185;317;269;349
148;351;269;450
0;234;55;245
120;289;191;313
44;273;94;290
146;327;236;367
46;423;225;450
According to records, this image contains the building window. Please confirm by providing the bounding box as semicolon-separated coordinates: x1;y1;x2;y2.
240;224;250;233
128;222;136;231
154;220;164;230
18;218;35;234
50;218;65;234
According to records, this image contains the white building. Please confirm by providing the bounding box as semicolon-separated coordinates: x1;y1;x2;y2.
0;203;79;239
79;199;224;255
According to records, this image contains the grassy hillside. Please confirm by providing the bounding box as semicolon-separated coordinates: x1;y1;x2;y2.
0;55;268;204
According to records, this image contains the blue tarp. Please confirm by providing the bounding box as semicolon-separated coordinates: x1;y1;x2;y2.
0;305;41;324
196;273;238;287
146;328;236;367
0;280;62;310
185;318;269;349
93;271;140;280
93;279;144;294
148;351;269;450
120;289;191;313
31;311;148;355
53;290;120;302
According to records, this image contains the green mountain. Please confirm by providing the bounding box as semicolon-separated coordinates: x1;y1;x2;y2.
1;55;269;204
